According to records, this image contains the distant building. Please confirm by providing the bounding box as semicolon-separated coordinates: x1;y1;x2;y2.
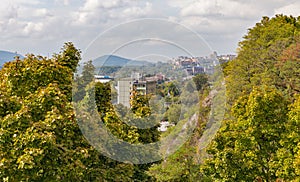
117;73;158;107
204;66;215;74
217;54;236;62
171;54;235;75
185;66;204;75
94;75;114;83
186;67;193;75
155;73;165;83
131;72;142;80
193;66;204;75
133;80;156;95
117;78;133;107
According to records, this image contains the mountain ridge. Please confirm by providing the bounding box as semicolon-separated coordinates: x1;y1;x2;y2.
0;50;24;67
92;55;153;67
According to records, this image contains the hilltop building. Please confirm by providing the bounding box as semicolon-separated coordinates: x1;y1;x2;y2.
171;52;236;75
217;54;236;62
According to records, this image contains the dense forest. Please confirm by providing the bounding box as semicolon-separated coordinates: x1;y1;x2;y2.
0;14;300;181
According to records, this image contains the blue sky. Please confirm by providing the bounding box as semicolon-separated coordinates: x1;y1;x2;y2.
0;0;299;61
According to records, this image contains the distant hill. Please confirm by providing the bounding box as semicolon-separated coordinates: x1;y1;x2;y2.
0;51;24;68
92;55;152;67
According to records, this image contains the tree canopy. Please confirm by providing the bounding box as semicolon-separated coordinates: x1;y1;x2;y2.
0;43;139;181
202;15;300;181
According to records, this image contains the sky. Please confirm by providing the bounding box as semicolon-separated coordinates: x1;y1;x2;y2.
0;0;300;61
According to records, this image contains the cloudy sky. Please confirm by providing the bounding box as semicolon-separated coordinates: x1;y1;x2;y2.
0;0;299;61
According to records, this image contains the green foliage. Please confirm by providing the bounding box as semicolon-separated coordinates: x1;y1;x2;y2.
275;40;300;97
93;81;160;180
165;104;181;124
73;60;95;102
95;82;112;114
2;55;72;98
225;15;300;105
148;144;200;182
201;15;300;181
193;74;208;91
147;84;211;182
164;82;180;97
0;43;137;181
81;60;96;85
275;95;300;180
202;86;289;181
130;90;152;118
54;42;81;73
94;82;140;144
97;66;121;75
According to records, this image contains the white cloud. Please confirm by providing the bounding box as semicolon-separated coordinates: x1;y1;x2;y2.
13;0;41;5
63;0;69;6
82;0;126;11
23;22;44;35
167;0;300;54
19;7;51;18
0;3;18;20
0;1;54;39
54;0;70;6
34;8;48;16
184;17;254;39
180;1;220;17
167;0;195;8
275;2;300;16
73;0;154;25
180;0;263;19
121;2;153;18
73;0;128;25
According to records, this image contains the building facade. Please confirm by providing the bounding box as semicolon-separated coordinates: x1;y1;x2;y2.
117;74;158;107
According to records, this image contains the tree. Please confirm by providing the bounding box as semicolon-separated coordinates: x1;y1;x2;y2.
54;42;81;73
193;73;208;91
94;82;140;143
165;104;181;124
164;82;180;97
275;39;300;97
200;15;300;181
130;90;152;118
93;81;160;180
73;60;95;102
275;95;300;180
0;43;137;181
202;86;289;181
225;15;300;105
147;143;200;182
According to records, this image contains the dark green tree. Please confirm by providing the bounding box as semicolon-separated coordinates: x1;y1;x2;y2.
193;73;208;91
54;42;81;73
